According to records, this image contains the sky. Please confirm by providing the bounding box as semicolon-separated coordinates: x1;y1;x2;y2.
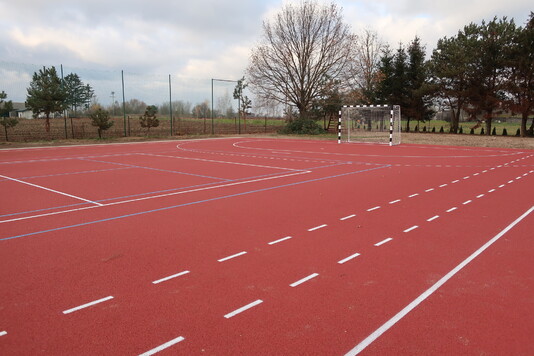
0;0;531;108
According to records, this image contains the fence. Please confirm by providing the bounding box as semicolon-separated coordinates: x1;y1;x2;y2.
1;61;286;141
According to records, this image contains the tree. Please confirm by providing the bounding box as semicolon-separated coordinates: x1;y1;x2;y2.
233;77;252;129
89;106;114;139
247;0;355;119
0;91;18;141
26;66;67;132
352;29;385;104
505;12;534;137
64;73;94;117
139;105;159;134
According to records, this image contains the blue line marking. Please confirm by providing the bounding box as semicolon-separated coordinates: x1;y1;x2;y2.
1;165;389;242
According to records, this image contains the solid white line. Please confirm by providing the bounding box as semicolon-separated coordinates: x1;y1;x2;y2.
425;188;434;192
427;215;439;222
408;193;419;198
268;236;293;245
374;238;393;247
152;270;190;284
0;331;6;337
344;205;534;356
338;253;361;264
340;214;357;221
389;199;401;205
290;273;319;287
403;225;419;233
463;200;472;205
1;170;310;224
367;206;381;212
0;174;103;207
62;296;114;314
218;251;247;262
446;207;458;213
224;299;263;319
138;336;185;356
308;224;327;232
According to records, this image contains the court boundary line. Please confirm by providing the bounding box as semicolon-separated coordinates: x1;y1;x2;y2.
344;205;534;356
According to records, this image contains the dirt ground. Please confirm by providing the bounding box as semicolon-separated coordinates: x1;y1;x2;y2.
0;133;533;150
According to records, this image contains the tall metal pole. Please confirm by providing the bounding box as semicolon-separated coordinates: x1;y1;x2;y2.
121;70;127;137
210;79;214;135
169;74;173;136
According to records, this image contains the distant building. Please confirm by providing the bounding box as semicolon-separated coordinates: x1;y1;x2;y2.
10;102;33;119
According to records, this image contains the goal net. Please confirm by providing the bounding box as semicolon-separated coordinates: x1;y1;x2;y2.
339;105;401;146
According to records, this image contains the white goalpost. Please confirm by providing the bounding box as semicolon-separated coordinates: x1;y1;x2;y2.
338;105;401;146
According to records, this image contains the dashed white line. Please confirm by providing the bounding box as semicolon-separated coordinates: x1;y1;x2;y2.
290;273;319;287
473;173;480;176
425;188;434;192
427;215;439;222
439;184;448;188
374;238;393;247
224;299;263;319
338;253;361;264
408;193;419;198
499;184;506;188
138;336;186;356
516;177;522;180
488;189;496;193
152;271;190;285
308;224;327;232
463;176;470;180
268;236;293;245
367;206;381;212
463;200;472;205
446;207;458;213
482;170;488;173
0;331;6;337
452;180;460;184
508;180;514;184
340;214;356;221
403;225;419;233
218;251;247;262
389;199;401;205
62;296;114;315
476;194;485;199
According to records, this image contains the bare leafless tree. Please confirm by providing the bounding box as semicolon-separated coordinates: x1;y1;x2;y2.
352;28;384;104
247;1;356;118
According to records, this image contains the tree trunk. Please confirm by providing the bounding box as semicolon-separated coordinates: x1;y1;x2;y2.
520;112;528;137
45;115;51;133
4;124;8;141
528;116;534;136
484;112;492;136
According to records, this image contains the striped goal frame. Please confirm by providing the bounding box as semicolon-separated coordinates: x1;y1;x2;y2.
338;105;401;146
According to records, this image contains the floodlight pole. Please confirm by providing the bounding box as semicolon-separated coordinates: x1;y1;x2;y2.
211;78;238;135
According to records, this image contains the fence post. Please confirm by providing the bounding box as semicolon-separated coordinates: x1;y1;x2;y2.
121;70;127;137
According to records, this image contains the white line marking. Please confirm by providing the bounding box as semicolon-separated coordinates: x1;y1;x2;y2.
508;180;514;184
424;188;434;192
523;173;528;177
473;173;480;176
62;296;114;314
344;206;534;356
408;193;419;198
308;224;327;232
516;177;522;180
224;299;263;319
367;206;381;212
268;236;293;245
488;189;496;193
476;194;485;199
499;184;506;188
446;207;457;213
218;251;247;262
482;170;488;173
338;253;361;264
0;331;6;337
451;180;460;183
463;200;472;205
138;336;185;356
152;270;190;284
374;238;393;247
1;170;310;224
340;214;356;221
290;273;319;287
403;225;419;233
389;199;401;205
439;184;448;188
0;174;103;207
427;215;439;222
463;176;470;179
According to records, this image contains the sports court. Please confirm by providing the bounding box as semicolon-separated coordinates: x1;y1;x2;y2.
1;137;533;355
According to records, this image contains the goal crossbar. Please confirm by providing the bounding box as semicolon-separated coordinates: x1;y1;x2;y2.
338;105;401;146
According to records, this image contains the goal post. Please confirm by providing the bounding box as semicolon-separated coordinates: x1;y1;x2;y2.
338;105;401;146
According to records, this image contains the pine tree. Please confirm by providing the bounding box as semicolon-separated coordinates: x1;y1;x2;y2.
90;106;114;139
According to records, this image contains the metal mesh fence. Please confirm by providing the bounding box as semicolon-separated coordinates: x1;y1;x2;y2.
0;61;286;141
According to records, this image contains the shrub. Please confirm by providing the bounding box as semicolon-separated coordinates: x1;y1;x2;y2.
439;126;444;133
502;128;508;136
279;117;323;135
470;128;475;134
432;127;436;133
516;128;520;136
492;127;497;135
459;126;463;134
480;127;485;135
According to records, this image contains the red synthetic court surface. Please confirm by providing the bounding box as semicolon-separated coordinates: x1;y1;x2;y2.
0;137;533;355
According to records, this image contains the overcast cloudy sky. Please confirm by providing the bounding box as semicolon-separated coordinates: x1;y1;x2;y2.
1;0;531;105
